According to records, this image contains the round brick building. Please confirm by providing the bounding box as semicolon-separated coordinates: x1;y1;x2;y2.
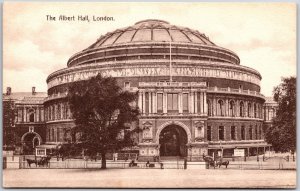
44;19;269;161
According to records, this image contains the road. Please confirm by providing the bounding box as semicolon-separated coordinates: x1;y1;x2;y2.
3;168;296;188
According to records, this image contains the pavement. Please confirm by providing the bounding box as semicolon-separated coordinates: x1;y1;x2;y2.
3;168;296;188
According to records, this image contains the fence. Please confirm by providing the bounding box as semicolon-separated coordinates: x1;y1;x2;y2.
4;154;296;170
19;159;187;169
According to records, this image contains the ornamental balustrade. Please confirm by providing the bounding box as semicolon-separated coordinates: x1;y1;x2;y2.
207;86;264;98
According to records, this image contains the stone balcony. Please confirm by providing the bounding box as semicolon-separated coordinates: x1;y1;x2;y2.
207;86;265;99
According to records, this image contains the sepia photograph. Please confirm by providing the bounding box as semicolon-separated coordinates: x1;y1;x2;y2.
2;2;296;188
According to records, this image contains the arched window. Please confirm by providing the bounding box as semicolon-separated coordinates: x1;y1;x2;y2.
248;103;252;117
28;108;35;122
65;104;69;119
240;101;244;117
229;100;235;117
207;100;212;116
48;107;51;121
258;125;262;139
241;126;245;140
218;100;224;116
269;108;274;120
254;104;257;118
258;105;261;119
249;126;253;140
52;106;55;120
255;125;258;139
29;113;34;122
62;104;65;119
57;104;60;120
52;128;55;142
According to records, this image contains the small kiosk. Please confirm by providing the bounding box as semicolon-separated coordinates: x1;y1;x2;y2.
35;144;58;157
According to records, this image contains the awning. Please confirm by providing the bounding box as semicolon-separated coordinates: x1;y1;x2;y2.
208;143;272;149
36;144;59;149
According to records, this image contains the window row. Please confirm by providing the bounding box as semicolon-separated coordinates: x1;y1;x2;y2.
140;92;206;114
16;107;44;123
47;128;72;142
207;99;263;119
206;125;263;141
264;107;277;121
44;103;72;121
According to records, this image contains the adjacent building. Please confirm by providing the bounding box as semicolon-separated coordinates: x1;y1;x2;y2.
3;87;47;154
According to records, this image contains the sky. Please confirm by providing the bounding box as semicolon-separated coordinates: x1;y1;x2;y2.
3;2;296;96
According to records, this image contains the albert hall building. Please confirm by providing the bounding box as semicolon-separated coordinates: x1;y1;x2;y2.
13;19;274;160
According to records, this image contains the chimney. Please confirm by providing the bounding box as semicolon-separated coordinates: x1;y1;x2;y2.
32;87;36;95
6;87;11;95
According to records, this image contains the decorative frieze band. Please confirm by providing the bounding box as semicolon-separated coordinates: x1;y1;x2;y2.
48;66;261;89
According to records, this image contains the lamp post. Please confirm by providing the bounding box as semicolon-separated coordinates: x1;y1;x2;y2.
189;144;192;162
219;141;223;160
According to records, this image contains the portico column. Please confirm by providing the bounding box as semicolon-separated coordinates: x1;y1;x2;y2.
179;93;183;114
26;107;30;122
163;92;167;114
149;92;152;114
142;92;146;114
244;101;247;117
138;92;142;113
153;92;157;114
203;92;207;115
236;100;240;117
36;107;39;122
41;108;44;122
190;92;194;114
213;97;216;116
200;92;203;114
195;92;197;114
60;103;64;119
225;99;229;116
23;106;26;122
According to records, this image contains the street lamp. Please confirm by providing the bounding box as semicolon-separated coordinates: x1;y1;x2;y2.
219;140;224;160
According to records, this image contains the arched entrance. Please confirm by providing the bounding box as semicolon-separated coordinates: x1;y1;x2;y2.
21;132;41;154
159;125;187;157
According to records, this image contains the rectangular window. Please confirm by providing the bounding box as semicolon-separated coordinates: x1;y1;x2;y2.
255;125;257;139
249;126;253;140
39;108;42;122
124;82;130;88
48;128;51;142
157;93;163;113
57;129;60;142
182;93;189;113
145;92;149;114
18;109;22;122
173;94;178;111
219;126;224;141
259;126;262;139
167;94;172;111
241;126;245;140
52;128;55;142
231;126;236;140
167;93;178;113
207;126;211;141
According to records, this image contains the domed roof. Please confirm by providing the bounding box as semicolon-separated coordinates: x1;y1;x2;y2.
67;19;240;67
87;19;215;49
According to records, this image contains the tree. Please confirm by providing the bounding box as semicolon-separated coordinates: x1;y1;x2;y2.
3;99;20;150
66;74;140;169
264;77;296;152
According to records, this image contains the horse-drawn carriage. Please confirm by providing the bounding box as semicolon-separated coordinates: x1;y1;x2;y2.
202;154;229;169
26;156;51;168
